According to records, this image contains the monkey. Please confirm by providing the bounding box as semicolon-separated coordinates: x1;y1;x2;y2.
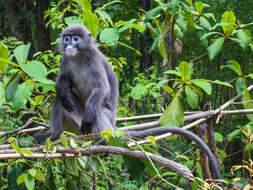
34;24;222;183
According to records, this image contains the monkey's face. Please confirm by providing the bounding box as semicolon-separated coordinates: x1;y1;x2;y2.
61;25;93;57
63;35;81;57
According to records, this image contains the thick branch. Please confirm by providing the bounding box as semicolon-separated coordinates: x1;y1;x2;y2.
0;145;194;182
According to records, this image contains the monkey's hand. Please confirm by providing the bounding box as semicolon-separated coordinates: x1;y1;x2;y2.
81;107;95;134
81;118;93;135
59;94;74;112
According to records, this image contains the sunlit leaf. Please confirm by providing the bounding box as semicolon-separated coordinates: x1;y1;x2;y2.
60;133;69;147
221;11;236;36
195;1;204;15
221;60;242;76
79;0;91;10
0;42;9;72
214;132;223;142
82;9;99;38
179;61;190;82
21;61;47;79
64;16;83;26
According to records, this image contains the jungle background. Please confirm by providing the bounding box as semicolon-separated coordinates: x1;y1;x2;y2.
0;0;253;189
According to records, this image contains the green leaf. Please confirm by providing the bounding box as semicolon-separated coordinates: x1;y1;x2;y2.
159;91;184;126
214;132;223;143
0;42;9;72
9;82;33;110
79;0;91;10
185;85;199;108
0;57;20;68
213;80;232;87
221;60;243;76
207;37;225;60
34;169;45;182
145;136;156;147
236;77;245;94
21;61;47;79
60;133;69;147
221;11;236;36
192;80;212;95
118;42;142;55
145;6;162;21
179;61;190;82
163;70;181;77
195;1;204;14
186;0;192;5
227;129;241;142
237;30;250;49
82;9;99;38
34;95;44;105
14;43;31;65
124;157;145;180
242;88;253;121
24;174;35;190
247;73;253;79
130;84;147;100
158;33;168;60
9;165;23;189
6;76;19;101
96;10;113;26
100;28;119;46
29;169;36;177
17;173;26;185
140;183;149;190
199;16;211;30
64;16;83;26
11;143;21;152
20;149;33;155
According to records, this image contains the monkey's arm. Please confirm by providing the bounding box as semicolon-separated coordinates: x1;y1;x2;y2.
55;73;74;112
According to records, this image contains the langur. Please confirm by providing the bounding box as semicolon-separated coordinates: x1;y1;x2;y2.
35;24;222;182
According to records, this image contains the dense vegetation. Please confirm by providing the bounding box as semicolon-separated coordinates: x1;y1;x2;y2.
0;0;253;189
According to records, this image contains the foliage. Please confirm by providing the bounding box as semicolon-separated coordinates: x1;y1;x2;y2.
0;0;253;189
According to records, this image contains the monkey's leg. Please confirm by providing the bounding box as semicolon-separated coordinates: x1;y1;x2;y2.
90;108;115;134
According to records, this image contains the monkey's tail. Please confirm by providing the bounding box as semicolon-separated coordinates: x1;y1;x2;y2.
122;126;222;182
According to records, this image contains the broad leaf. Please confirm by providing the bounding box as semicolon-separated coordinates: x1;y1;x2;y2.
79;0;91;10
199;16;211;30
82;9;99;38
227;129;241;142
221;11;236;36
0;42;9;72
96;10;113;26
24;174;35;190
8;165;22;189
214;132;223;143
195;1;204;15
179;61;190;82
21;61;47;79
6;76;19;101
158;34;168;60
159;91;184;126
14;43;31;65
100;28;119;46
207;37;225;60
64;16;83;26
242;88;253;121
236;77;245;94
192;80;212;95
9;82;33;110
60;133;69;147
185;85;199;108
237;30;250;49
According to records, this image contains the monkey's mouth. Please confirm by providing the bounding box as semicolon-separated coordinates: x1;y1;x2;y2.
65;45;77;56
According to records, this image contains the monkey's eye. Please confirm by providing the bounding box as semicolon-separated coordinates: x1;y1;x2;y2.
72;35;80;42
64;36;70;43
